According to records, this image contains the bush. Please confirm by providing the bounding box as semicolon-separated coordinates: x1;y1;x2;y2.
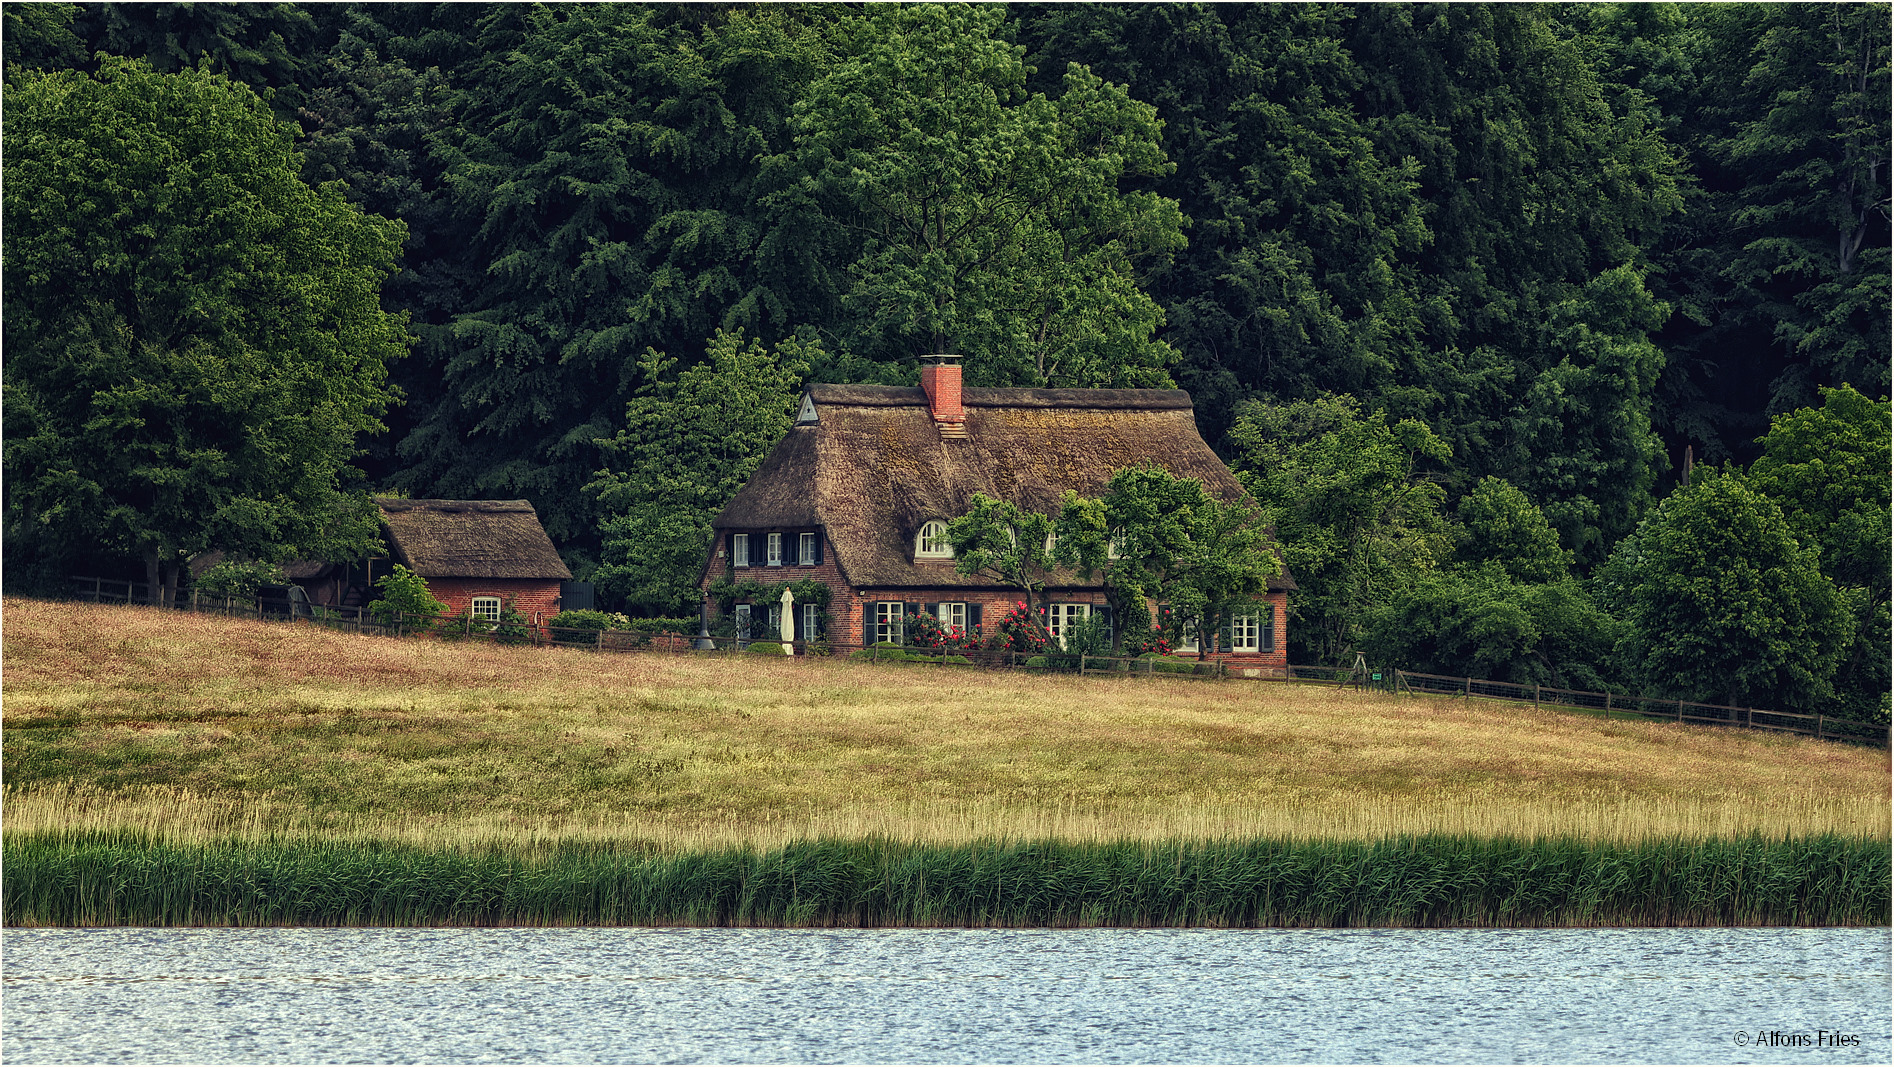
623;616;697;635
195;559;286;598
548;609;630;631
992;602;1048;653
745;641;787;656
368;565;447;629
908;610;978;651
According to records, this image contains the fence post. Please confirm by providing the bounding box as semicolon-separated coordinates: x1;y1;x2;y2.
1464;676;1471;700
1605;691;1612;720
1817;712;1824;741
1533;683;1540;709
94;576;102;603
1676;699;1682;723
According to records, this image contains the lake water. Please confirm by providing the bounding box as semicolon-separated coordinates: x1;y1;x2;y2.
3;927;1888;1064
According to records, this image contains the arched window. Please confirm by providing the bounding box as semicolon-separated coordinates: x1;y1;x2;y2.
916;520;953;558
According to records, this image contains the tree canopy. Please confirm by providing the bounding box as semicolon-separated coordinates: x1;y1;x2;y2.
4;3;1886;721
1596;470;1851;712
772;4;1184;387
2;57;407;601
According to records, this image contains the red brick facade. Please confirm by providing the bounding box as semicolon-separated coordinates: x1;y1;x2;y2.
701;530;1290;670
423;576;563;627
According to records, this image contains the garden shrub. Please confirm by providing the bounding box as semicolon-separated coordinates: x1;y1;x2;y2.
548;609;630;631
368;565;447;630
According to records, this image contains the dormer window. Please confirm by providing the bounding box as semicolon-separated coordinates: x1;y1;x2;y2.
916;520;953;559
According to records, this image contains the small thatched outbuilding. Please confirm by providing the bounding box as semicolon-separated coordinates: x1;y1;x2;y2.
378;499;571;624
700;358;1293;664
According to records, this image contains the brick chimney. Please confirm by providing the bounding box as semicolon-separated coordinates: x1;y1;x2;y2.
920;354;967;439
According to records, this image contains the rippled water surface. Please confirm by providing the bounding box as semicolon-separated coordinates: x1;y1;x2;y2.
3;927;1888;1064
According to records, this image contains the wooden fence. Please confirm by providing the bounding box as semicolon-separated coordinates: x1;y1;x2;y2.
1389;668;1886;746
62;576;1888;745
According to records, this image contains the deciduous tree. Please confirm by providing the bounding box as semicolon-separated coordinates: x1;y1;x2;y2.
773;4;1184;387
1596;470;1850;712
1230;394;1452;663
588;329;811;616
2;59;407;602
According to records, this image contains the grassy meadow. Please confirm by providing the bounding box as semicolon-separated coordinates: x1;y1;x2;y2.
4;599;1888;926
5;598;1889;849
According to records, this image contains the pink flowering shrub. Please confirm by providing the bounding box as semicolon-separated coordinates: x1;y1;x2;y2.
988;601;1048;653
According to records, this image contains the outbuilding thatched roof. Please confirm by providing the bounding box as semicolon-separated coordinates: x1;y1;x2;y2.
378;499;571;580
714;385;1294;591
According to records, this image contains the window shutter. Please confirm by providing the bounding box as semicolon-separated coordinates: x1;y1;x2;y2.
1217;617;1233;655
969;604;983;629
813;533;823;565
1096;605;1113;645
865;610;876;647
1261;604;1276;652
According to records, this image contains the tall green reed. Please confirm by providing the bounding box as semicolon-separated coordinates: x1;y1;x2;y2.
5;832;1886;928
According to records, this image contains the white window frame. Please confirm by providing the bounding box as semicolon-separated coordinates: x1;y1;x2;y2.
875;601;905;645
767;604;782;638
1232;610;1260;653
1174;619;1199;654
471;596;501;623
799;532;817;566
766;532;783;566
733;533;750;568
1047;603;1091;650
734;603;752;638
801;603;819;640
916;520;953;559
937;602;968;634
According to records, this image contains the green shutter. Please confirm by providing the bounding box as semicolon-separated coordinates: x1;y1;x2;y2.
864;607;876;647
969;604;983;629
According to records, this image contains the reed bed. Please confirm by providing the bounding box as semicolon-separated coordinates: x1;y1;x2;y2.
5;831;1886;929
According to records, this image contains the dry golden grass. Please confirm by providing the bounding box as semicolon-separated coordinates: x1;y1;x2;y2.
4;598;1887;849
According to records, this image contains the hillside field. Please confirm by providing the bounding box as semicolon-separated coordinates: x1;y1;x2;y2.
5;599;1885;852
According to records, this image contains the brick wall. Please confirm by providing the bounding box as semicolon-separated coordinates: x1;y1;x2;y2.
696;530;1293;659
422;577;563;627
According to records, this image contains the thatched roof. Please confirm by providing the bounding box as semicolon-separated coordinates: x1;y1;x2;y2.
715;385;1294;591
378;499;571;580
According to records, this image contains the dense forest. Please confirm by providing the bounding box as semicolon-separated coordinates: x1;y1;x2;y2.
4;3;1887;720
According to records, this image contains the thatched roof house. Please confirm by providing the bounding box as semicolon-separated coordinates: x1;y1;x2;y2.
702;358;1293;664
378;499;570;622
379;499;571;581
